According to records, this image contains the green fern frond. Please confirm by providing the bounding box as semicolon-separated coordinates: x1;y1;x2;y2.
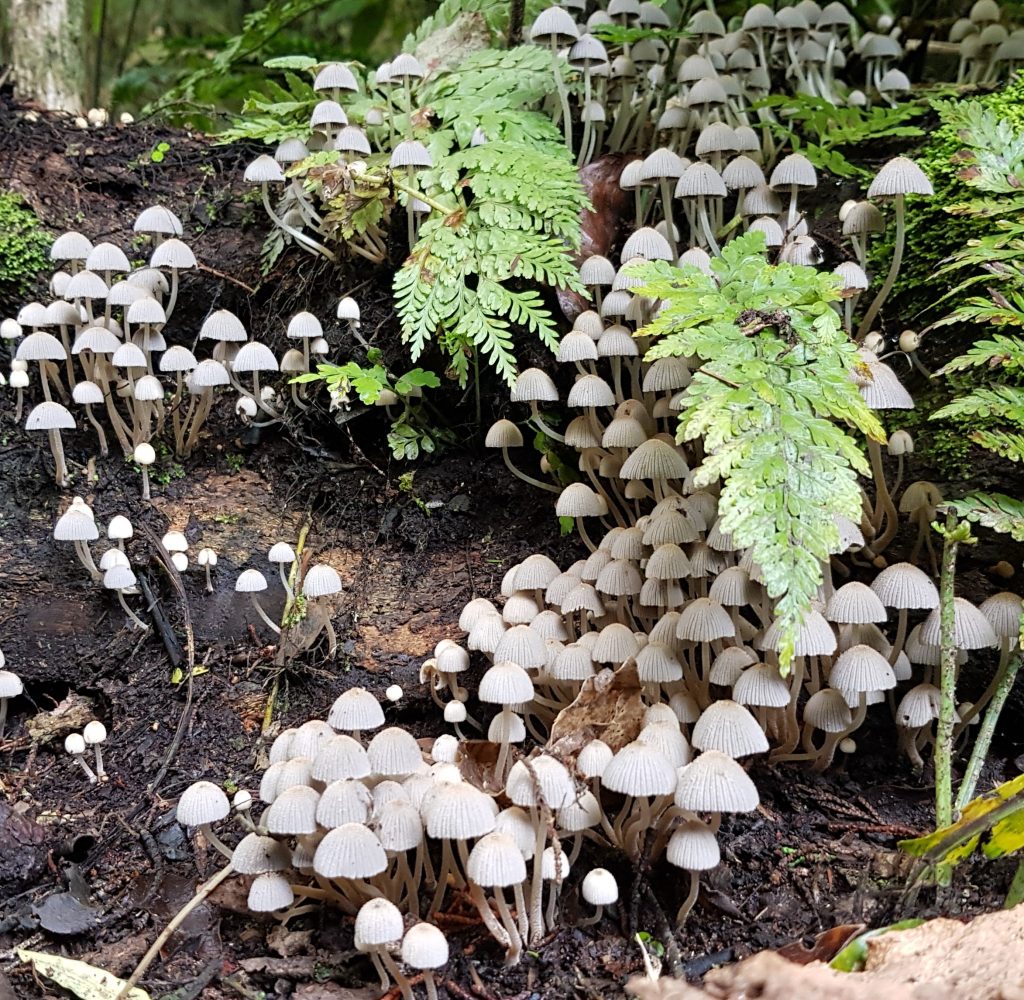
945;492;1024;541
632;231;883;670
932;384;1024;424
969;428;1024;462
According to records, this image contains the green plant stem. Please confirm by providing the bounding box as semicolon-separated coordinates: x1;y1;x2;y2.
391;178;453;217
955;638;1024;813
935;512;963;845
1007;860;1024;908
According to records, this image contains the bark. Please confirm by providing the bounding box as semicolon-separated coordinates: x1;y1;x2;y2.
8;0;85;111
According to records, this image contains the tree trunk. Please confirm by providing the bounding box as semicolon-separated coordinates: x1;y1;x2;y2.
7;0;85;112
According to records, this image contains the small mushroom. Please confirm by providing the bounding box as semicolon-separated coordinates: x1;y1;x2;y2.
0;660;24;739
579;867;618;927
400;922;449;1000
83;720;107;780
236;569;281;635
268;542;296;602
133;442;156;500
65;732;97;783
177;780;233;858
197;547;218;592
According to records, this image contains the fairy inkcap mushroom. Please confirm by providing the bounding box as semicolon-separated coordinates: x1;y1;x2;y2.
177;780;232;857
0;667;24;739
83;720;107;780
401;923;449;1000
65;732;97;783
235;568;281;635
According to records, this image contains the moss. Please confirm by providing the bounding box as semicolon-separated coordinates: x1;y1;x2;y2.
0;192;52;313
868;74;1024;330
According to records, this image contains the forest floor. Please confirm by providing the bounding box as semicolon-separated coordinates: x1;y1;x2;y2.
1;93;1023;1000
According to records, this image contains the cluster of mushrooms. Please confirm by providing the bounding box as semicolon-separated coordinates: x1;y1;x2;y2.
948;0;1024;82
0;205;365;492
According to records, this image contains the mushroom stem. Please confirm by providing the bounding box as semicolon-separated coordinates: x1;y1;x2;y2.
379;953;414;1000
501;447;560;493
0;699;7;740
251;595;282;635
83;403;109;456
697;197;720;256
867;439;899;552
47;429;70;487
278;563;294;603
675;870;700;926
577;903;604;927
368;952;391;992
117;590;150;631
549;40;573;152
858;195;906;340
196;823;233;860
74;539;103;582
140;466;151;501
259;184;337;261
93;745;105;779
493;888;523;966
204;564;214;594
73;752;98;783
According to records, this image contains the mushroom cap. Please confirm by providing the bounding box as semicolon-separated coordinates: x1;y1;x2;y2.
691;699;769;757
27;400;76;432
674;750;759;812
803;688;853;732
244;155;285;184
51;230;94;261
826;582;888;624
367;726;423;777
303;563;342;598
161;531;188;553
268;542;296;564
83;720;107;744
920;598;998;649
104;564;137;590
582;867;619;905
0;670;24;698
232;833;292;875
328;688;385;732
65;732;86;754
677;598;734;642
107;515;133;540
980;592;1024;640
314;823;387;879
235;569;268;593
316;778;373;828
511;367;559;403
401;922;450;970
867;156;934;198
897;683;941;728
567;374;615;408
200;309;247;342
830;644;897;695
620;439;688;480
479;661;535;706
234;341;279;373
177;780;231;826
355;898;405;951
467;832;528;887
577;739;614;778
485;419;523;449
667;819;721;871
602;741;677;796
312;734;371;783
493;624;548;668
390;139;433;170
424;781;498;839
506;755;573;809
870;562;939;610
150;239;197;270
769;153;817;190
134;205;184;236
265;784;321;835
247;873;294;912
54;505;99;542
733;663;790;709
530;5;580;43
72;380;105;406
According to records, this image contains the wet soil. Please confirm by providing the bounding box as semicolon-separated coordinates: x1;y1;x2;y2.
0;95;1022;1000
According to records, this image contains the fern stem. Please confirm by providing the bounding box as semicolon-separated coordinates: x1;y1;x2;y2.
391;179;453;218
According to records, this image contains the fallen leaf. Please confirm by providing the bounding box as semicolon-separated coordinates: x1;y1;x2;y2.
778;925;865;965
35;892;100;935
16;949;151;1000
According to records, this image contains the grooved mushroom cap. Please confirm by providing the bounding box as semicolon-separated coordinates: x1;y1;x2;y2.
557;788;602;831
834;261;870;292
232;833;291;874
265;784;320;835
620;439;688;481
599;741;678;796
314;823;387;878
582;868;618;905
830;644;897;694
316;778;373;827
675;161;728;199
424;782;498;839
390;139;433;170
314;62;359;91
637;722;691;768
479;661;535;705
51;231;94;261
760;609;837;656
328;687;385;732
595;558;643;597
467;832;529;887
235;569;268;593
65;270;109;300
769;153;817;190
646;544;691;581
312;735;371;782
488;710;526;743
302;564;342;598
402;923;449;970
667;820;721;871
248;873;294;912
268;542;296;564
506;755;573;809
200;310;247;342
151;239;197;270
530;6;580;42
493;624;548;668
26;401;75;431
133;375;163;401
485;419;523;448
234;342;280;373
355;898;405;951
244;155;285;184
86;242;131;274
677;598;734;642
567;374;615;408
134;205;183;235
695;122;738;157
511;367;559;403
803;688;853;732
186;360;229;391
177;780;230;826
636;642;683;683
733;663;790;708
867;157;934;198
691;700;769;758
104;564;137;590
335;126;371;154
980;592;1024;639
126;297;167;326
709;646;757;686
513;553;561;590
17;331;67;361
684;77;727;108
310;99;347;127
159;346;198;373
897;683;941;728
111;341;146;368
45;300;81;325
826;582;888;624
367;726;423;777
435;642;470;673
722;155;766;190
592;622;641;663
621;225;675;262
708;567;755;607
376;799;424;851
920;598;999;649
674;750;759;812
870;562;940;609
577;739;613;778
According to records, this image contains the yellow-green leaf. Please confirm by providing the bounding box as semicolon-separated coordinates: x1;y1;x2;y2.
17;950;151;1000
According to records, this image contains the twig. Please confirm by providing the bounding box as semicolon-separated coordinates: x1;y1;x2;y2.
694;367;742;389
114;863;235;1000
195;262;256;294
137;570;183;667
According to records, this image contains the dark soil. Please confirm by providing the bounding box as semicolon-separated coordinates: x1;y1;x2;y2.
0;95;1021;1000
